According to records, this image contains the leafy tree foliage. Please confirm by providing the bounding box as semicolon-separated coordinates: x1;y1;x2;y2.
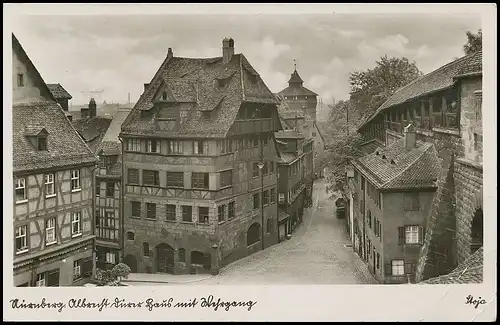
348;56;423;117
463;29;482;55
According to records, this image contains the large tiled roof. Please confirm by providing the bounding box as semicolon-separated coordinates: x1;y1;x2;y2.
72;117;112;153
46;83;72;100
121;52;279;138
13;101;97;173
359;50;482;130
421;247;483;284
352;137;441;190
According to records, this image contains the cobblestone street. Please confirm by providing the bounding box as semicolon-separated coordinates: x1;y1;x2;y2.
194;178;377;285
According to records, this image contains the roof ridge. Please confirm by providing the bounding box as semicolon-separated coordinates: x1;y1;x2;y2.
379;141;431;187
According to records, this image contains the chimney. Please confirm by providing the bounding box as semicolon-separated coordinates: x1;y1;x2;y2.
89;98;97;118
222;37;235;64
404;123;416;149
167;47;173;59
144;83;149;92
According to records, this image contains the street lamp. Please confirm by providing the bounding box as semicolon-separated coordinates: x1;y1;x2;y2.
258;161;265;251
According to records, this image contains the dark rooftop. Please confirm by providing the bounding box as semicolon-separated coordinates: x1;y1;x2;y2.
47;83;73;100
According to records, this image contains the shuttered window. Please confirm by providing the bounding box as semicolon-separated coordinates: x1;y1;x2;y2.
166;204;176;221
146;203;156;220
127;169;139;184
167;172;184;188
192;173;209;189
182;205;192;222
143;170;160;186
220;170;233;188
131;201;141;218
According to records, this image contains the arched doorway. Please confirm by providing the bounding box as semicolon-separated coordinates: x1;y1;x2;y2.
191;251;211;270
156;243;175;274
470;208;483;253
247;222;261;247
123;254;137;273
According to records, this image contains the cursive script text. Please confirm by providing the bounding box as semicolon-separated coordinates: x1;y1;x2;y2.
465;295;487;309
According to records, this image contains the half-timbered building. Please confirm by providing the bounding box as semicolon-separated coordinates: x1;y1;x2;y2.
120;38;282;275
12;34;98;287
354;50;483;283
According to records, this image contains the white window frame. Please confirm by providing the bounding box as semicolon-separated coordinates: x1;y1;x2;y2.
106;252;116;264
71;211;82;237
405;225;420;244
126;138;141;152
168;140;183;155
73;260;81;279
71;170;81;192
15;178;27;203
45;173;56;198
15;225;28;254
194;140;208;155
391;260;405;276
146;139;160;153
45;217;57;245
36;272;46;287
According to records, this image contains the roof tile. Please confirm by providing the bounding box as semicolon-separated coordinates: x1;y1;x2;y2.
46;83;72;100
421;247;483;284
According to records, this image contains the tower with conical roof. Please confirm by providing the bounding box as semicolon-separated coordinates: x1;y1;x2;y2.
277;61;318;122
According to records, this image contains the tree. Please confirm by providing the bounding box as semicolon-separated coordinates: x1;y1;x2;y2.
95;263;131;286
324;132;365;199
463;29;482;55
348;56;423;117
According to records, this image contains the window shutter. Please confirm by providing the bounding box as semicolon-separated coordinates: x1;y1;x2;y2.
405;262;412;275
47;269;60;287
398;227;405;245
384;263;391;276
418;226;424;245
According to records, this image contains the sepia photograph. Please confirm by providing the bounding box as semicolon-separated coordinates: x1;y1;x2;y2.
4;3;496;322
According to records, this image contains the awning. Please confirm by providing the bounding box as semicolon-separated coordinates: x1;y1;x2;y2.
278;209;290;222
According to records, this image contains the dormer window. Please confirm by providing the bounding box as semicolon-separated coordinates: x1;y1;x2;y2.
161;91;168;101
390;160;396;165
37;136;48;151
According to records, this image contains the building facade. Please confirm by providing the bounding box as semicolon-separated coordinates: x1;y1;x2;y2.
355;50;483;283
12;34;97;287
119;38;282;275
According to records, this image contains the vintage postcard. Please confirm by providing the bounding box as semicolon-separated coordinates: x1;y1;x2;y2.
3;3;497;322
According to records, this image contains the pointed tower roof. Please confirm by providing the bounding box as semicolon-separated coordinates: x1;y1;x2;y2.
288;69;304;86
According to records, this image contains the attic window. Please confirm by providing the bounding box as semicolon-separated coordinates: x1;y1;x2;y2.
375;151;379;155
37;136;48;151
390;159;396;165
17;73;24;87
381;155;386;159
161;91;168;101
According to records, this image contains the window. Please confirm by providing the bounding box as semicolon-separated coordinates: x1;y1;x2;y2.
182;205;192;222
263;136;268;147
220;139;233;154
266;218;272;234
127;169;139;184
192;172;209;189
71;169;81;191
262;190;269;206
106;182;114;197
36;272;46;287
143;170;160;186
218;205;225;223
106;252;116;264
279;193;285;203
15;178;27;203
126;138;141;152
126;231;135;240
269;161;274;174
253;138;259;148
262;161;268;176
143;243;150;256
367;211;372;228
198;207;209;224
228;201;235;220
97;211;118;241
391;260;405;276
270;188;276;203
17;73;24;87
220;170;233;188
252;162;259;178
37;136;47;151
312;132;317;137
131;201;141;218
179;248;186;262
15;225;28;253
96;182;100;197
146;203;156;219
376;253;380;269
73;260;82;280
474;133;483;151
146;139;160;153
403;193;420;211
404;225;423;244
71;212;82;237
166;172;184;188
166;204;176;221
253;193;260;210
167;140;183;155
194;140;208;155
45;218;56;245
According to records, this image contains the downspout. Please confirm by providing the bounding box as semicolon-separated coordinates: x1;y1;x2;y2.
118;136;125;263
91;163;99;280
260;134;265;251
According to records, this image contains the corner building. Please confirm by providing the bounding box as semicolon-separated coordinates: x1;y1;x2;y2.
120;38;282;275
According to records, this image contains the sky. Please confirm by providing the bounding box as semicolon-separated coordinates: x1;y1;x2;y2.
12;13;481;106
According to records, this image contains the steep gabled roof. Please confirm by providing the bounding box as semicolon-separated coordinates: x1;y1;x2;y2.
421;247;483;284
352;137;441;190
358;50;483;131
72;117;113;153
47;83;73;100
12;34;96;173
121;51;279;139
